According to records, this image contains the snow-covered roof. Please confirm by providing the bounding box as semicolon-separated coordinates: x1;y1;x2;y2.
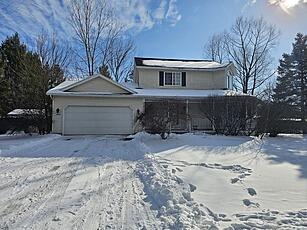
7;109;43;116
46;80;77;95
46;75;135;95
132;88;244;98
135;57;232;70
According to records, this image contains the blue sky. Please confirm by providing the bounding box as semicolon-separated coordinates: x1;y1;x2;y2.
0;0;306;64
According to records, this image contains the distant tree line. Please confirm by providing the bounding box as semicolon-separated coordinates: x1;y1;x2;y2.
252;33;307;136
259;33;307;136
0;33;67;133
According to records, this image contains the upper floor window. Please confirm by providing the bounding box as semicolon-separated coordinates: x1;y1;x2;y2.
227;71;233;89
164;72;181;86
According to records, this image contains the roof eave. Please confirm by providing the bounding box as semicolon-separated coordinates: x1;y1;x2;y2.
135;65;229;72
46;92;138;98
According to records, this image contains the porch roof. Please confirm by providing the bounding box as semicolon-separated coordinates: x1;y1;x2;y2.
131;88;246;99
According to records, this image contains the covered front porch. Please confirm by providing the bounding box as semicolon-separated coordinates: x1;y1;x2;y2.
144;99;212;133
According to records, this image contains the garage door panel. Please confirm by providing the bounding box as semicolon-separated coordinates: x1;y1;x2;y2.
64;106;133;135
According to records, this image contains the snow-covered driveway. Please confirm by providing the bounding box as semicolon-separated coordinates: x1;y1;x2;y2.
0;135;161;230
0;133;306;229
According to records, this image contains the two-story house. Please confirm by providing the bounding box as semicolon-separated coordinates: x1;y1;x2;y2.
47;57;241;135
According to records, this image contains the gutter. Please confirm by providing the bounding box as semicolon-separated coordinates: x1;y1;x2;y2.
135;64;232;72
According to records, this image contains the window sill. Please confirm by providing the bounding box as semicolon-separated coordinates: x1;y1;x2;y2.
159;85;186;88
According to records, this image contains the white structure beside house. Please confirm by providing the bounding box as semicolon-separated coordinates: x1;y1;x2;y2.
47;57;240;135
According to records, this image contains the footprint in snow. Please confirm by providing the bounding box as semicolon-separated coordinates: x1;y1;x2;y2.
176;167;183;172
231;178;240;184
247;187;257;196
243;199;259;207
189;183;197;192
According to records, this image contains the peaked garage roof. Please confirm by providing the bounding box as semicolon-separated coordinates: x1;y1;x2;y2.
47;74;136;96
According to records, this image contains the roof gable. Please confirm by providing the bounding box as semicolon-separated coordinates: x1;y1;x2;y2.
62;75;135;94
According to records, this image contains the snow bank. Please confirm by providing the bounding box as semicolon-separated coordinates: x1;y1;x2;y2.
0;134;60;156
136;156;217;229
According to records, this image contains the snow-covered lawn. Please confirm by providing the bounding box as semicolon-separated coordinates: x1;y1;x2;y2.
0;133;306;229
144;133;307;229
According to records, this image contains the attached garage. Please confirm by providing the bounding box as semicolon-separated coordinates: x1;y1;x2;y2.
47;75;144;135
64;106;133;135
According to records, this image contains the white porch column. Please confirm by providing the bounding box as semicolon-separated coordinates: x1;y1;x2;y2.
186;99;191;132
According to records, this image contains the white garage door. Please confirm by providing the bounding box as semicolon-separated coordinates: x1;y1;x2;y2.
64;106;133;135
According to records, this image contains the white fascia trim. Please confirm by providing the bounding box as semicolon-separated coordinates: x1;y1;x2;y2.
49;93;139;98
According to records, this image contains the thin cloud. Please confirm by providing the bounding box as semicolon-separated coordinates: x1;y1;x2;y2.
166;0;182;26
0;0;182;41
153;0;168;21
0;0;71;41
248;0;307;14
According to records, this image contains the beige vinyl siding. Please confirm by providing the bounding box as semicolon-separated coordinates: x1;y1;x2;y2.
137;69;159;88
136;68;227;89
52;96;144;134
67;77;128;93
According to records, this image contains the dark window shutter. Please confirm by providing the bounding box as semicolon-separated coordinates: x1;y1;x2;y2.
159;71;164;86
181;72;186;86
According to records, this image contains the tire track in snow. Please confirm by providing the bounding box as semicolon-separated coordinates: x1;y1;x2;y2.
0;157;81;229
0;136;161;229
22;138;102;229
24;158;84;229
121;162;160;230
67;161;160;230
0;157;64;202
0;137;96;229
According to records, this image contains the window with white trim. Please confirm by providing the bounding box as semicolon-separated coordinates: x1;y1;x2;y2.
164;72;181;86
227;73;233;89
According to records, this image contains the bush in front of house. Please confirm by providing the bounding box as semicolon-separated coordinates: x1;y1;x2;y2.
255;102;304;137
199;96;260;136
142;102;171;139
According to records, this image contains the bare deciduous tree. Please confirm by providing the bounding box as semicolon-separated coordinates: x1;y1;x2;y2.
35;32;70;132
36;32;70;75
256;80;276;101
203;17;279;95
69;0;135;81
107;35;135;82
203;32;227;63
69;0;112;76
225;17;280;95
